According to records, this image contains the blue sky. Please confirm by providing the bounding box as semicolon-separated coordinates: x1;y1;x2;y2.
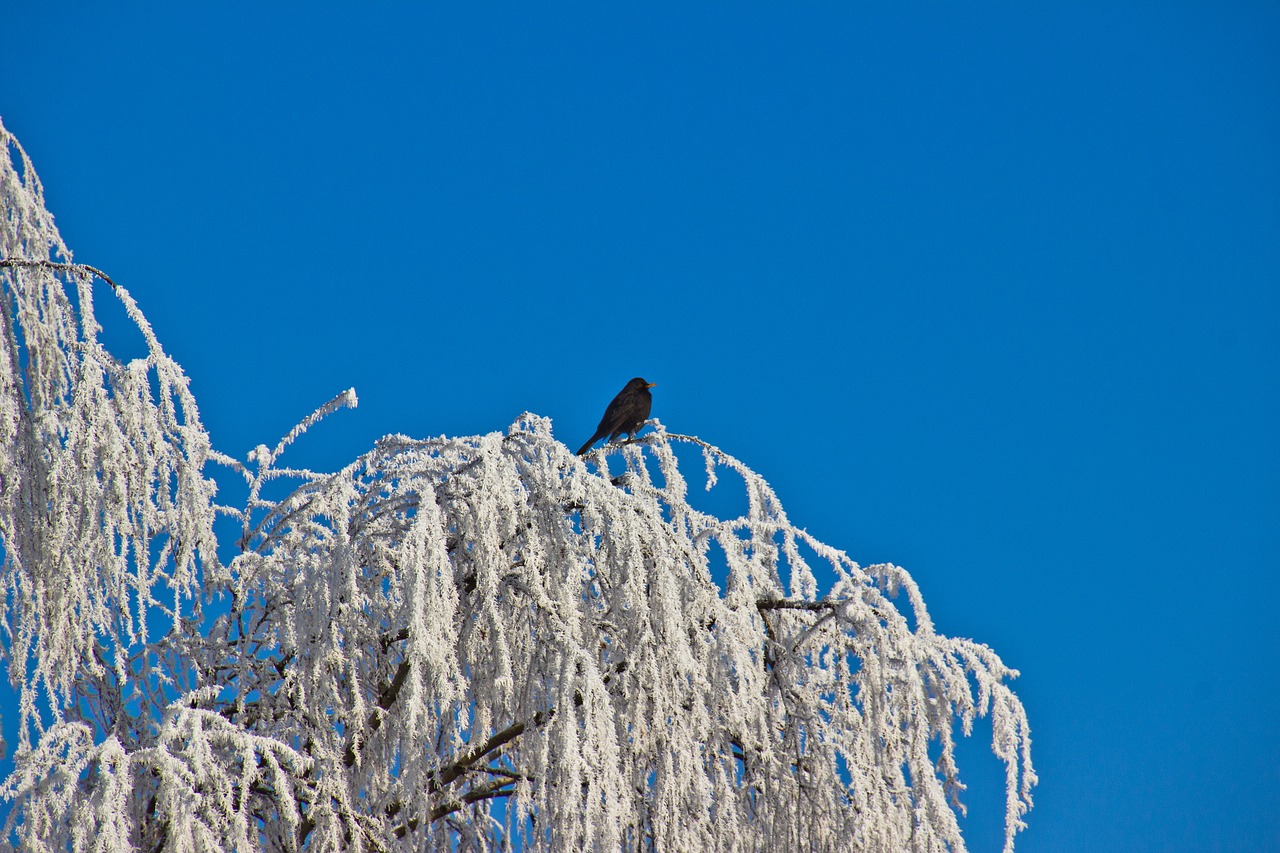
3;4;1278;850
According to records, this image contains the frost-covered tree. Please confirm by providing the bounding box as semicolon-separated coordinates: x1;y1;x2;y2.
0;118;1034;852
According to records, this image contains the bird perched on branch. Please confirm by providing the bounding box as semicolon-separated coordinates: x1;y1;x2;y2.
576;377;656;455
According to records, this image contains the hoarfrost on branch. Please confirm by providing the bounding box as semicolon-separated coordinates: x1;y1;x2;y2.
0;118;1034;852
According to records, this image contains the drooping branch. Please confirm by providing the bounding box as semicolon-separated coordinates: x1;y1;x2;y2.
343;661;412;768
0;257;118;289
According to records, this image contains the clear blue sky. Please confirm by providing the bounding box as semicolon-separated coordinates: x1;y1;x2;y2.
3;5;1278;850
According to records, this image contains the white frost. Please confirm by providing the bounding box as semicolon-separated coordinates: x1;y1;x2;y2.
0;118;1034;852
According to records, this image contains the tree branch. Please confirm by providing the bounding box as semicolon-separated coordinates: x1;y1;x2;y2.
343;660;412;768
431;708;554;792
0;257;118;289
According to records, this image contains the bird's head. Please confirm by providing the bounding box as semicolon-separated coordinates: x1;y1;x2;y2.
630;377;656;390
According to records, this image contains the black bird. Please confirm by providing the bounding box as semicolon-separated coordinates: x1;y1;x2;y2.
576;377;656;455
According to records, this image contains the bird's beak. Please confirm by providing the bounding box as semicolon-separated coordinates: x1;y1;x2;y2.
646;382;657;388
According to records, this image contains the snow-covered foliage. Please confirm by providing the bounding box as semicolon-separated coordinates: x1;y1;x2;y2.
0;118;1034;852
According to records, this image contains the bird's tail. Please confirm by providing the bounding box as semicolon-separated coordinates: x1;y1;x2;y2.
575;431;606;456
